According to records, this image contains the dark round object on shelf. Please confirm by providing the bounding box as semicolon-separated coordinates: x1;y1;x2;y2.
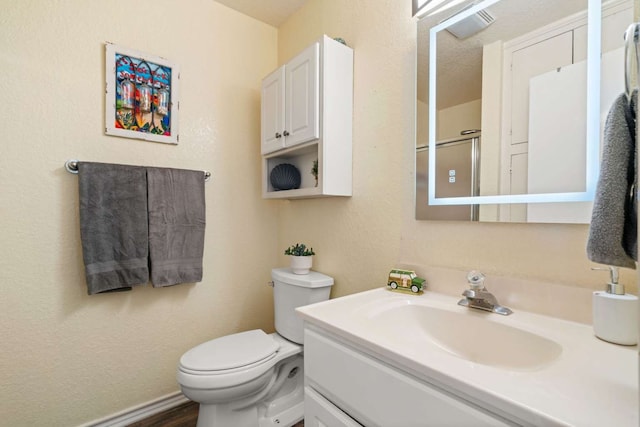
270;163;301;191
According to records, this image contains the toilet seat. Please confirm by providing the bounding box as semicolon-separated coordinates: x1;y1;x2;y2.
177;330;297;391
179;329;280;374
179;353;278;376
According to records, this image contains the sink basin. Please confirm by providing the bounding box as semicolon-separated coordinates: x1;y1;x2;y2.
297;287;637;427
368;304;562;371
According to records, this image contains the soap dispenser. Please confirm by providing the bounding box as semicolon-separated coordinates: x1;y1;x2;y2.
591;266;638;345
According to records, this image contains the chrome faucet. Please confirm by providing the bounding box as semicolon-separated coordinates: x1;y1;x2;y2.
458;271;513;316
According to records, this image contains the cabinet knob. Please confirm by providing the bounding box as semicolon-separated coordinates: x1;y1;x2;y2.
283;130;290;137
275;132;282;139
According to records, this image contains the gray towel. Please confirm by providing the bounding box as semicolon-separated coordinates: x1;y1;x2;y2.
147;167;206;287
587;92;637;268
78;162;149;294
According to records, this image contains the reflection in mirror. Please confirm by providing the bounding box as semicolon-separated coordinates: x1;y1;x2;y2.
415;0;633;223
416;131;481;220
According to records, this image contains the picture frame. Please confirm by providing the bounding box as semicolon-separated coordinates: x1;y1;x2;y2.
105;43;180;144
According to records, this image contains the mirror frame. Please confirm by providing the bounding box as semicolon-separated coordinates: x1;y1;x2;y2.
427;0;601;206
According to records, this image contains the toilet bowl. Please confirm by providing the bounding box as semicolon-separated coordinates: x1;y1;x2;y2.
177;268;333;427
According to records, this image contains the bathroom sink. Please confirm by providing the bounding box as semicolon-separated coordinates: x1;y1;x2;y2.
297;287;638;427
367;304;562;371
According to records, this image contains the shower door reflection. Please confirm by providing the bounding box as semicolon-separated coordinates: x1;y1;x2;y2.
416;132;480;221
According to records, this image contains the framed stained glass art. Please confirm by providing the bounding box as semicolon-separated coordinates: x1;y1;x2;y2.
105;43;180;144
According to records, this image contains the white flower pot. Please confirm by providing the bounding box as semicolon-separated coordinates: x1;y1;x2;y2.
290;256;313;274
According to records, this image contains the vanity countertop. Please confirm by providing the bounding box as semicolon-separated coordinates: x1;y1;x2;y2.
296;288;638;427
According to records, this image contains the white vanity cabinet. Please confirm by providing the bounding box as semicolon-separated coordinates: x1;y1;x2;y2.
303;326;514;427
261;35;353;199
298;288;638;426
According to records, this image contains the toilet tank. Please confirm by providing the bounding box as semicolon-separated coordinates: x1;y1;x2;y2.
271;268;334;344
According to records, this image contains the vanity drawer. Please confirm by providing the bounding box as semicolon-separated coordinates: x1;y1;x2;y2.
304;327;514;427
305;386;363;427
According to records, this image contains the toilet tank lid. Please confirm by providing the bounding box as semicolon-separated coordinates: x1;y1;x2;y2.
180;330;279;372
272;268;334;288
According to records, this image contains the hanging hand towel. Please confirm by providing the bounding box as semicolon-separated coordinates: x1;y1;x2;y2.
587;92;637;268
78;162;149;294
147;167;206;287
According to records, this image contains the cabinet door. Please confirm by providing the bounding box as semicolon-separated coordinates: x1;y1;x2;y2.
305;328;513;427
510;31;573;145
573;4;634;62
261;66;285;154
285;42;320;148
508;149;528;222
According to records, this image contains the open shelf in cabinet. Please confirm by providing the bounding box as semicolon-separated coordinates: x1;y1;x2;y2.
263;143;321;199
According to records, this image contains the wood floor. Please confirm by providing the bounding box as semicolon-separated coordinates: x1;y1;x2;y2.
127;401;199;427
126;401;304;427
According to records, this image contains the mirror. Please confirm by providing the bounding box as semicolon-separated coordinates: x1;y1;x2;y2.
416;0;632;222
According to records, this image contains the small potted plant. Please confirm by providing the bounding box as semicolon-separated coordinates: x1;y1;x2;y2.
311;160;318;187
284;243;315;275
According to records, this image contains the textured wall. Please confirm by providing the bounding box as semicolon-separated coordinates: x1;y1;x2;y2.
277;0;413;297
1;0;636;424
277;0;637;303
0;1;278;425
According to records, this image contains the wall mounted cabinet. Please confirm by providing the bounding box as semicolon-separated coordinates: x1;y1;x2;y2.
261;35;353;199
261;43;319;154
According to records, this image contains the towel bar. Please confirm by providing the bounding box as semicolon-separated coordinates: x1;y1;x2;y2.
64;159;211;182
624;22;640;103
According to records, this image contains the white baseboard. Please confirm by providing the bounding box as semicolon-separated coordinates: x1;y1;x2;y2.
77;391;191;427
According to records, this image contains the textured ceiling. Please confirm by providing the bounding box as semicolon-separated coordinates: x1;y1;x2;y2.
214;0;308;27
418;0;588;108
213;0;589;110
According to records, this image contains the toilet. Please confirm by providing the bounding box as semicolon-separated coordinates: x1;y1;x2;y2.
177;268;333;427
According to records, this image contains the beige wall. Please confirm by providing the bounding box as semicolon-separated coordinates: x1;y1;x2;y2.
277;0;414;297
0;1;279;425
277;0;637;299
1;0;636;425
437;99;481;140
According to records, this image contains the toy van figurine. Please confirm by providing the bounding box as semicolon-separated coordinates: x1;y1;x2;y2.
387;269;426;293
